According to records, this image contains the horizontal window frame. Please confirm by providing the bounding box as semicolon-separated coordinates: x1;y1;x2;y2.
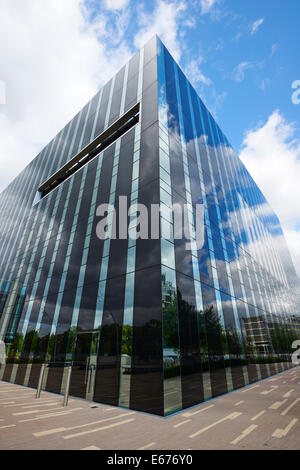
36;102;140;202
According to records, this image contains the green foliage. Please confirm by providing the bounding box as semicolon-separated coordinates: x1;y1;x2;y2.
121;325;133;356
164;365;180;379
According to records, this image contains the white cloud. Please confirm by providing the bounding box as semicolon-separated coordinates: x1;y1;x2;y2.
270;43;277;57
0;0;194;194
232;61;254;82
260;78;270;91
0;0;133;193
240;110;300;278
250;17;264;35
133;0;188;62
0;80;6;105
103;0;129;10
200;0;219;15
207;89;227;118
183;17;196;28
184;58;212;86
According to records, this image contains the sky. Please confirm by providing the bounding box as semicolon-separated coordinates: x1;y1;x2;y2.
0;0;300;277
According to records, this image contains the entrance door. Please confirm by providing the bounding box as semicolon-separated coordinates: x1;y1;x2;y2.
69;329;100;400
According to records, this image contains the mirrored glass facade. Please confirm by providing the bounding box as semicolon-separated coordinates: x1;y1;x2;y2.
0;36;299;416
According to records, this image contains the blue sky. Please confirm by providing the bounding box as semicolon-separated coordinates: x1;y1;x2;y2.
108;0;300;153
0;0;299;276
179;0;300;152
80;0;300;152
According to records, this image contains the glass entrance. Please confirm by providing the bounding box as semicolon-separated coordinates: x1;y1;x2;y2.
69;329;100;400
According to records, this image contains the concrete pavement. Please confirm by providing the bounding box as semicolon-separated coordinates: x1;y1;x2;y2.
0;366;299;450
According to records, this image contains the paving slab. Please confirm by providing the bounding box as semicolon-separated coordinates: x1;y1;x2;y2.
0;366;299;450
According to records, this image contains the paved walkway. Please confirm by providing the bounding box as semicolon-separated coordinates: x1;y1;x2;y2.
0;367;299;450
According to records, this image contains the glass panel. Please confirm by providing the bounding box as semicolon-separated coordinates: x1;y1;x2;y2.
162;266;182;414
69;330;100;400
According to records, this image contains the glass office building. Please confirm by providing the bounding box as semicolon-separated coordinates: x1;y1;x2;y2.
0;36;299;416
